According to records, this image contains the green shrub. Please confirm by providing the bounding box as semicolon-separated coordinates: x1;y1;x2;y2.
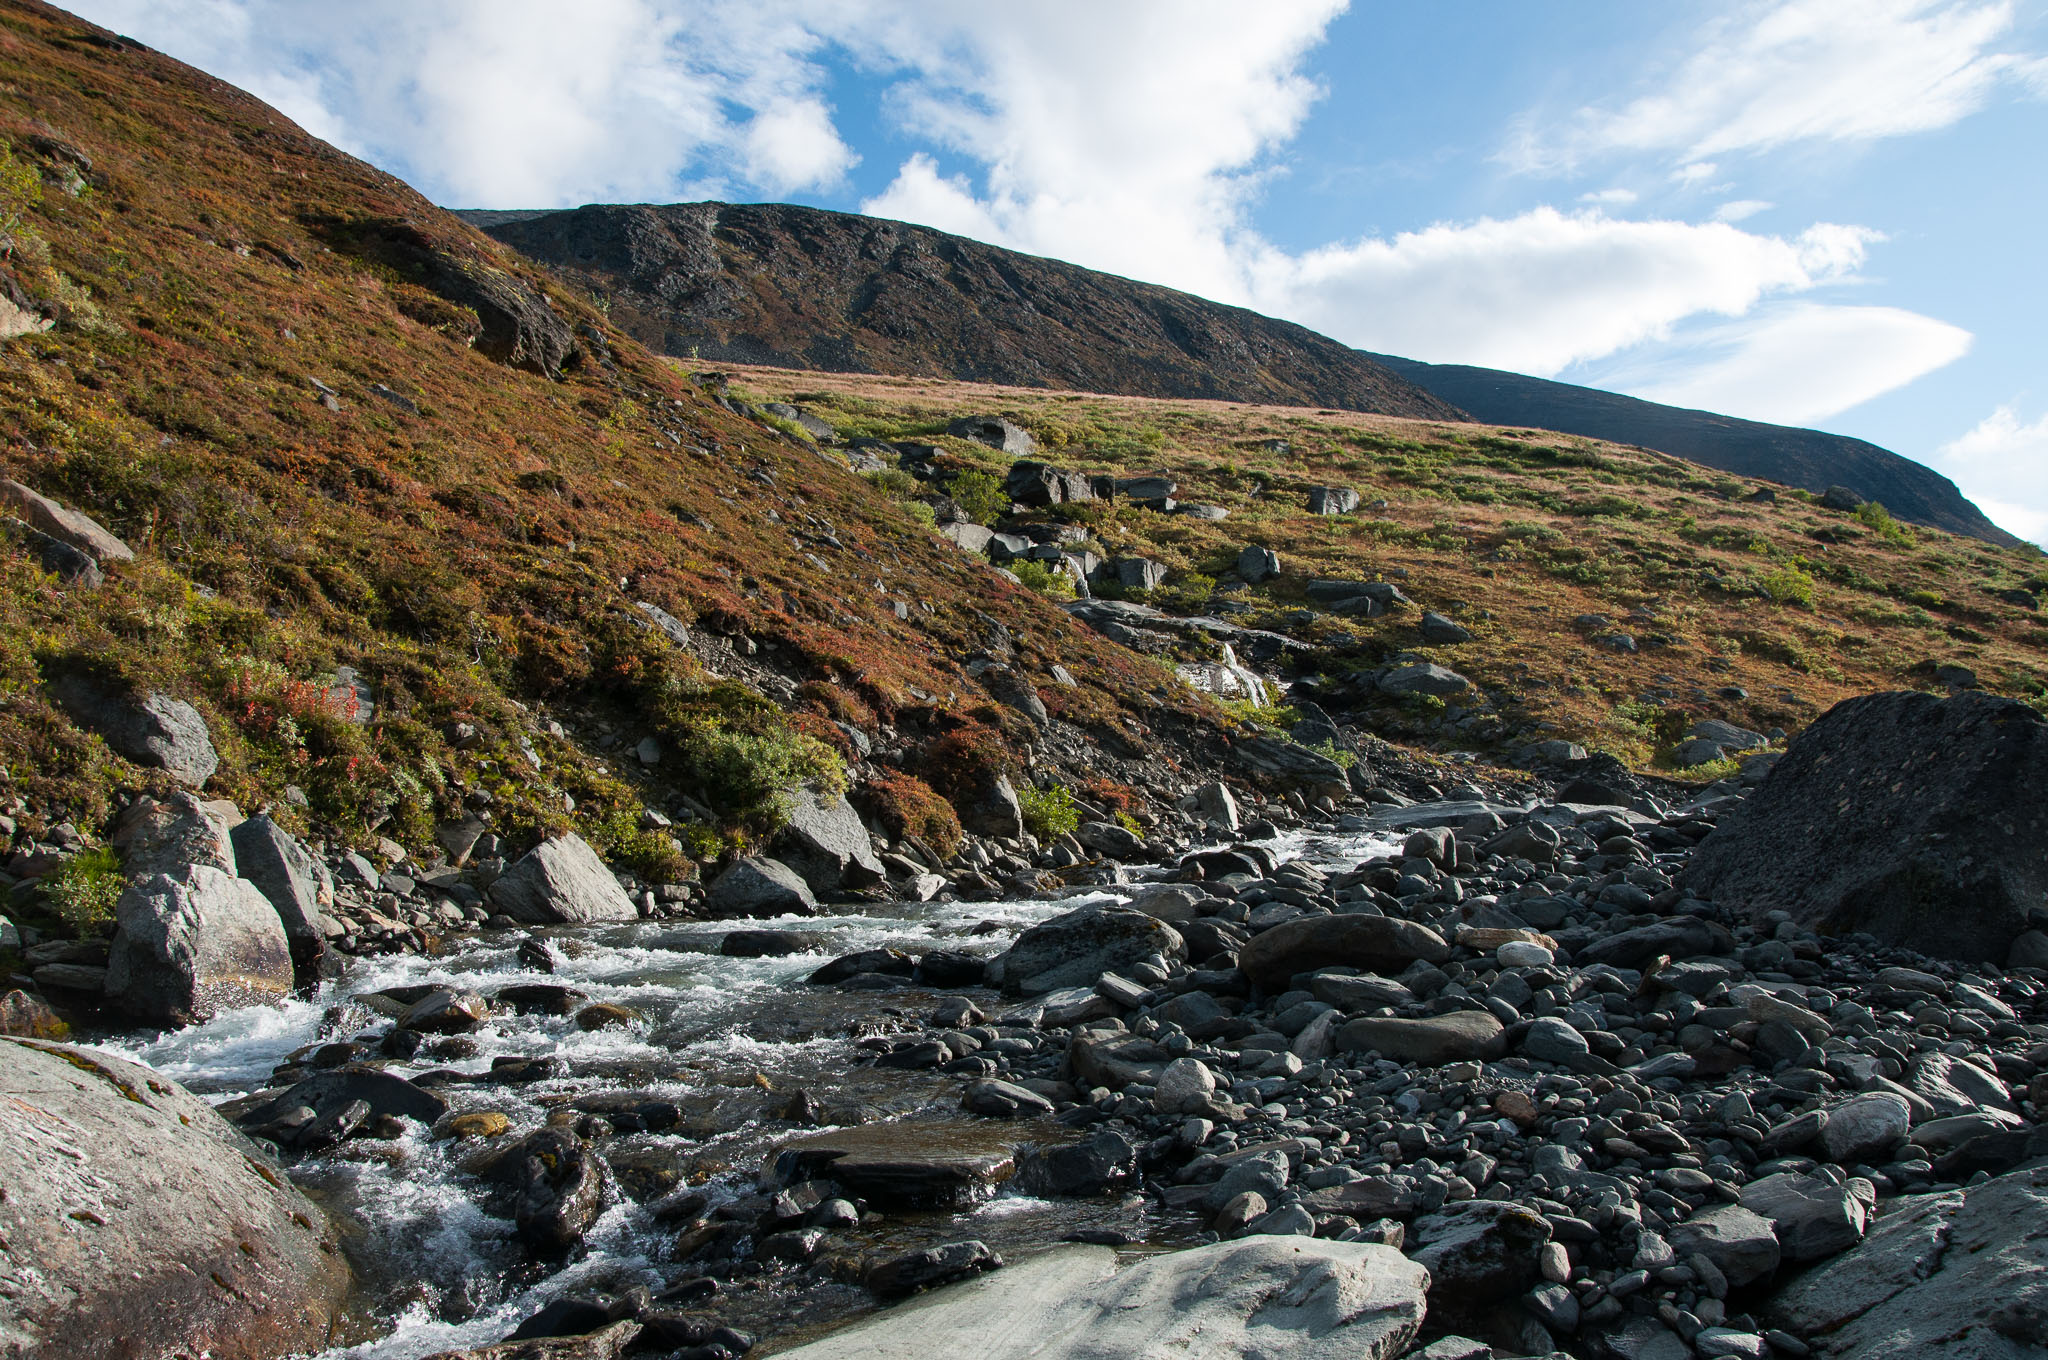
947;470;1010;526
1853;501;1915;547
1759;563;1817;606
44;846;122;936
1018;782;1080;840
865;468;920;498
1008;559;1074;598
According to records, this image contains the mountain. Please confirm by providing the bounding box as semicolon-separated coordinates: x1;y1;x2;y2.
468;201;2015;548
457;202;1462;421
1361;353;2020;548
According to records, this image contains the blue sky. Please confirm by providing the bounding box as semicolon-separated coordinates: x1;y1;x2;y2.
73;1;2048;543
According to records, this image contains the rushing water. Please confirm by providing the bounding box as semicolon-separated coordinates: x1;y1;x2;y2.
87;826;1403;1358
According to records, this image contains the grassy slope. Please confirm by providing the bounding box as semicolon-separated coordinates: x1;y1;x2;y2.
724;364;2048;772
0;1;1215;865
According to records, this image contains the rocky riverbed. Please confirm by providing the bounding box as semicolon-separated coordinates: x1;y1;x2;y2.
11;691;2048;1360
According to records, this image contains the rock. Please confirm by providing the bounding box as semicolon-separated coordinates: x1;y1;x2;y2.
1769;1164;2048;1360
703;856;819;918
773;1122;1017;1209
1237;545;1281;584
1669;1205;1781;1288
1012;1130;1138;1198
1234;736;1348;785
494;983;588;1015
1821;484;1863;511
1496;940;1552;969
1821;1093;1911;1165
419;1320;642;1360
0;989;66;1037
719;929;820;958
1906;1051;2018;1119
1154;1057;1218;1114
2;515;102;586
1684;690;2048;962
1522;1015;1592;1064
1690;718;1768;751
1576;917;1722;970
959;771;1027;841
953;416;1036;455
487;834;638;925
49;675;218;787
111;790;238;881
1738;1171;1868;1262
1408;1201;1552;1327
1378;663;1470;697
1419;611;1473;644
0;478;134;564
230;814;332;978
1194;780;1241;833
1307;486;1362;515
1339;1011;1506;1065
963;1079;1054;1118
773;789;886;895
1238;915;1450;990
941;521;995;554
1074;820;1145;860
0;1040;350;1358
573;1003;635;1031
105;866;294;1027
868;1240;1004;1297
512;1128;613;1255
773;1238;1427;1359
235;1066;450;1129
1093;556;1167;592
445;1112;513;1139
994;903;1186;995
399;988;491;1034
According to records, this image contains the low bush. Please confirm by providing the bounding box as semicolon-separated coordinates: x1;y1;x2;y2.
1018;781;1080;840
43;846;122;936
852;769;964;858
1758;563;1817;606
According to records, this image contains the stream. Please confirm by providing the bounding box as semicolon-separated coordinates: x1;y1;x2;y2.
87;825;1403;1358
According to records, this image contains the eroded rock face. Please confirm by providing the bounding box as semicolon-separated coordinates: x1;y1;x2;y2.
105;865;294;1027
1684;690;2048;963
0;1039;350;1358
772;1237;1428;1359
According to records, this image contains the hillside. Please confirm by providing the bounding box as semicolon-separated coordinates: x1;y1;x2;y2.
1364;351;2020;548
714;363;2048;771
0;0;1226;872
466;200;2013;548
460;202;1462;420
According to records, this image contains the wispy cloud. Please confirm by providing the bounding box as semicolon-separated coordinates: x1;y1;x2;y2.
1934;404;2048;543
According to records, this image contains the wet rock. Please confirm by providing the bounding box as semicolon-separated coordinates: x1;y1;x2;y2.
704;856;819;918
962;1079;1054;1118
1339;1010;1506;1065
994;903;1185;995
867;1240;1004;1297
417;1320;640;1360
399;988;491;1033
0;1040;350;1359
573;1003;635;1031
720;929;822;958
809;948;914;984
1685;690;2048;962
49;674;218;787
237;1066;450;1128
512;1128;614;1255
105;866;293;1027
1012;1130;1138;1198
773;788;887;895
773;1122;1017;1209
488;834;638;925
1238;915;1450;990
773;1238;1428;1359
494;984;588;1016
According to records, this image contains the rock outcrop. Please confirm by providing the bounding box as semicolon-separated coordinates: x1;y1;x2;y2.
0;1039;350;1358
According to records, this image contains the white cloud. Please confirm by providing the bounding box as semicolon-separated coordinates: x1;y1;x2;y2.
1593;303;1973;425
1672;161;1718;185
1579;188;1638;205
1510;0;2047;172
1714;200;1774;222
1933;405;2048;543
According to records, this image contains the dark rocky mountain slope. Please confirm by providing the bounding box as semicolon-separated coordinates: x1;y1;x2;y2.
460;202;1462;421
1364;352;2018;547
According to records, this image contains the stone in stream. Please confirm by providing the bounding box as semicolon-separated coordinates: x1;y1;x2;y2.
105;865;294;1027
1237;914;1450;991
772;788;887;895
398;988;490;1033
867;1240;1004;1297
493;983;588;1016
703;856;819;917
512;1128;615;1255
771;1238;1428;1359
487;833;639;924
0;1039;350;1359
720;929;823;958
961;1079;1054;1118
417;1320;642;1360
1684;689;2048;963
772;1121;1020;1209
992;903;1185;995
1012;1130;1139;1198
233;1065;450;1129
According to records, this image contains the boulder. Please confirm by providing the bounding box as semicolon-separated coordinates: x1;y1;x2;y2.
419;1321;641;1360
994;903;1186;995
1238;915;1450;990
229;814;333;978
772;1238;1428;1359
0;477;134;563
868;1240;1004;1297
234;1066;449;1129
953;416;1036;455
958;770;1027;841
2;515;102;587
1407;1201;1551;1328
1012;1130;1139;1197
1339;1011;1506;1065
49;675;218;787
1307;486;1361;515
962;1079;1055;1119
773;789;886;896
1237;545;1280;584
105;866;294;1027
1378;663;1470;698
511;1128;614;1255
1075;820;1146;860
1822;1092;1911;1165
773;1122;1017;1209
704;856;820;918
1738;1171;1869;1262
1769;1164;2048;1359
1669;1204;1781;1288
1418;611;1472;644
0;1039;350;1358
1684;690;2048;962
488;833;638;924
112;790;238;881
1234;736;1348;785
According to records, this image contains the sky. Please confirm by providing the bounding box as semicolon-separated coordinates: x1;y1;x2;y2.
69;1;2048;544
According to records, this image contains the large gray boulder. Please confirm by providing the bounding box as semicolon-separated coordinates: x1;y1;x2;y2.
0;477;134;563
50;674;218;787
1238;915;1450;991
1339;1011;1506;1065
487;833;638;924
994;903;1186;995
953;416;1036;456
0;1039;350;1357
957;770;1027;841
2;515;103;587
230;814;333;977
105;866;294;1027
773;789;886;896
1684;690;2048;963
773;1237;1427;1359
1769;1163;2048;1358
1378;663;1470;698
1233;736;1349;786
704;856;819;918
112;790;238;881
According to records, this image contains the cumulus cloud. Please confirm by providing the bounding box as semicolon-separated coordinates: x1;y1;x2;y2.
1933;405;2048;543
1590;303;1973;425
1509;0;2047;173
